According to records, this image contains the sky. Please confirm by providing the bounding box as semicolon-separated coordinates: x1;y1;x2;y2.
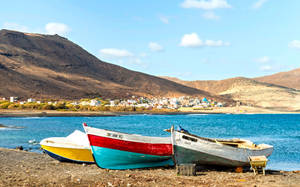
0;0;300;80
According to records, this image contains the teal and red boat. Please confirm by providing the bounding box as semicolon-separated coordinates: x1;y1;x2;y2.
83;123;174;170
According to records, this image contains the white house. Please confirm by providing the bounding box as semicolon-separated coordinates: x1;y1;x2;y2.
27;98;36;103
90;99;101;106
70;101;79;105
127;99;137;105
136;103;150;108
110;100;115;106
10;97;18;102
80;101;89;106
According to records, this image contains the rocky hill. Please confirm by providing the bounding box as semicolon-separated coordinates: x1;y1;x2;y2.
161;76;246;94
254;68;300;90
0;29;229;102
162;76;300;111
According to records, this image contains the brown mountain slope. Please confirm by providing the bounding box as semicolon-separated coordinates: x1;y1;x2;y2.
0;29;229;101
254;68;300;90
162;76;300;111
161;76;256;94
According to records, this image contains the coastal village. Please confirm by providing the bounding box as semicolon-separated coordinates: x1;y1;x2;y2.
0;96;225;111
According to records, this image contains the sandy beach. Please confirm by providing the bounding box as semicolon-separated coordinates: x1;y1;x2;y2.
0;148;299;187
0;109;222;118
0;109;121;117
0;106;298;118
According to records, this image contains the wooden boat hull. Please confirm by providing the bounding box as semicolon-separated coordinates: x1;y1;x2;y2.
41;144;94;164
84;124;174;170
90;146;173;169
171;129;273;167
40;130;94;164
174;145;251;167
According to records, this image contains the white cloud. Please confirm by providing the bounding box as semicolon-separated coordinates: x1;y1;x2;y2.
99;48;134;58
181;0;231;10
99;48;147;67
259;63;287;72
205;40;230;46
45;22;70;36
202;12;220;20
180;33;230;47
139;52;148;57
256;56;270;63
149;42;164;52
252;0;268;9
2;22;29;32
289;40;300;49
2;22;69;35
260;65;273;71
180;33;204;47
159;16;169;24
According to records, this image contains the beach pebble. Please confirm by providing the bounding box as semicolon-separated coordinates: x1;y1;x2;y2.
126;174;132;178
15;146;23;151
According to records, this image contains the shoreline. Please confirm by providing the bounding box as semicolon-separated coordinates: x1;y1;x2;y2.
0;107;299;117
0;147;299;186
0;109;223;117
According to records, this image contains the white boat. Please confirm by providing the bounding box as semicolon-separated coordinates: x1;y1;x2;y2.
40;130;94;163
171;126;273;167
83;123;174;169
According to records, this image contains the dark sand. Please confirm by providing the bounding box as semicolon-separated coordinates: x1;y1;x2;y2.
0;109;223;118
0;109;119;117
0;148;299;187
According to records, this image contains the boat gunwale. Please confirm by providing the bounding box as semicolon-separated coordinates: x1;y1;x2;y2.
40;138;91;149
84;126;171;144
174;130;273;150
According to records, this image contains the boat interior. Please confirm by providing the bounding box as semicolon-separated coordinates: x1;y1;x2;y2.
179;130;271;150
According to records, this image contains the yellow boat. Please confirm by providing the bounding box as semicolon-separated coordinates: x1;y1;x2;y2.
40;130;94;164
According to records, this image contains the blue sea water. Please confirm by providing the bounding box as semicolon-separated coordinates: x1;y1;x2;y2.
0;114;299;171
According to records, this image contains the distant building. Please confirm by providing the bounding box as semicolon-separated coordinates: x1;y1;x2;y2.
27;98;36;103
127;99;137;105
80;101;89;106
70;101;79;105
110;100;115;106
10;97;18;102
90;99;101;106
136;103;149;108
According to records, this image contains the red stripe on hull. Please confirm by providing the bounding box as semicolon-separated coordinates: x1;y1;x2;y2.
88;134;172;156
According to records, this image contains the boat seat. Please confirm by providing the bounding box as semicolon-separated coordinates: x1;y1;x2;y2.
249;156;268;175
